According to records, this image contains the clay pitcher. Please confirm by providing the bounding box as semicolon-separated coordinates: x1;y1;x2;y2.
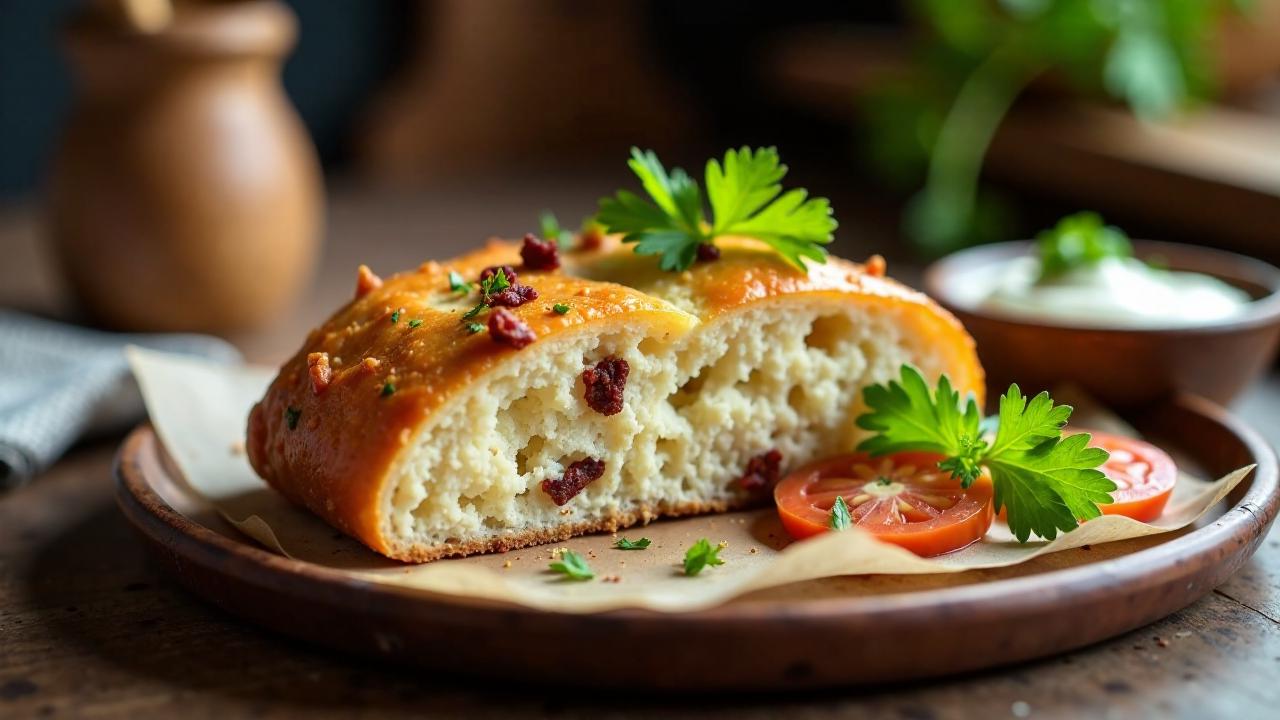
48;0;322;333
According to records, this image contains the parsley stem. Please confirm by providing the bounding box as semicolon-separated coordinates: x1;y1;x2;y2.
908;42;1047;254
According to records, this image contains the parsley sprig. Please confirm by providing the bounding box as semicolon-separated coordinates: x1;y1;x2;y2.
539;210;578;250
596;147;837;272
548;550;594;581
829;496;852;531
856;365;1115;542
448;270;472;295
461;268;511;322
682;538;725;576
1036;212;1132;281
480;268;510;299
614;537;651;550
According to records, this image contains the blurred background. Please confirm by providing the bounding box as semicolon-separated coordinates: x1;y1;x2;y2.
2;0;1280;355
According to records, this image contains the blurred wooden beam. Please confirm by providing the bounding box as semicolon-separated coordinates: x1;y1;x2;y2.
356;0;695;183
988;102;1280;260
764;28;1280;261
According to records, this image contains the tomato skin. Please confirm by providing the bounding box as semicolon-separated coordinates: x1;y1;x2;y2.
1085;430;1178;522
774;452;994;557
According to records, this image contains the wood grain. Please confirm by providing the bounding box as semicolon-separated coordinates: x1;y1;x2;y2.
764;31;1280;265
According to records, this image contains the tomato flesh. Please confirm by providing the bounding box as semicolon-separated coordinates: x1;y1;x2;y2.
774;451;994;557
1085;430;1178;522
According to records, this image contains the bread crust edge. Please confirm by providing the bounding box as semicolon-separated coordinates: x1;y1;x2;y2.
381;496;753;562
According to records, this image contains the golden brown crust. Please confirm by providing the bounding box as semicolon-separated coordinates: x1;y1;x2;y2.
247;237;984;560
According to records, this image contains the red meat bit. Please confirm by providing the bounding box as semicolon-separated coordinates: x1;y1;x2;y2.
696;243;721;262
579;226;603;250
740;449;783;490
480;264;519;287
541;457;606;506
488;308;537;349
306;352;332;395
582;356;629;416
865;254;886;277
520;233;560;270
355;264;382;298
486;283;539;307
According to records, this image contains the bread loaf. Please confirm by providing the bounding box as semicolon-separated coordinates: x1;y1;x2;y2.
246;236;983;561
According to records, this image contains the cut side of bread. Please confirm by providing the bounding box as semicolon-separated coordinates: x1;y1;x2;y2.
391;299;948;559
247;238;983;562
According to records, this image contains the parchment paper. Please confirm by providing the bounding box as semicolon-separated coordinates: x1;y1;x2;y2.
126;347;1252;613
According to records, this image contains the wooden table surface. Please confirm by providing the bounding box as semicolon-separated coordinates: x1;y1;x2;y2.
2;181;1279;719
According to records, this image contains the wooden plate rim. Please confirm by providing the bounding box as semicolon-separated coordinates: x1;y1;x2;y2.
114;394;1279;626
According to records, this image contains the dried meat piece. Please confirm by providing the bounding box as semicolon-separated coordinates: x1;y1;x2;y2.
520;233;560;271
488;308;537;349
582;356;629;416
740;449;783;490
480;265;518;287
541;458;606;505
579;226;604;250
486;284;539;308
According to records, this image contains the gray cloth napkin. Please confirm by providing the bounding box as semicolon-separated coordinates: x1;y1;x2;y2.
0;310;241;489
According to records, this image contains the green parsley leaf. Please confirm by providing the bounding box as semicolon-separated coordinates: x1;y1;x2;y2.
614;537;651;550
706;145;788;230
1103;16;1185;122
284;406;301;430
480;267;511;298
540;210;573;250
855;365;1116;542
628;229;703;272
987;384;1072;458
462;303;485;320
682;538;725;576
856;365;986;485
984;391;1114;542
552;303;571;315
548;550;594;581
725;189;837;269
829;495;852;531
407;318;423;328
596;147;837;273
1036;212;1132;281
465;322;485;334
380;382;396;397
389;308;402;324
448;270;472;294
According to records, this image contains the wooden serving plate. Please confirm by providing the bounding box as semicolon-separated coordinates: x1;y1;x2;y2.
114;395;1278;690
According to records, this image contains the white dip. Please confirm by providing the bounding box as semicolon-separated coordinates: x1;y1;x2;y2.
981;256;1252;328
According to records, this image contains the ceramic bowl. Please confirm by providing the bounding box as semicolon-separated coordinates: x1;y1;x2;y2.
923;240;1280;408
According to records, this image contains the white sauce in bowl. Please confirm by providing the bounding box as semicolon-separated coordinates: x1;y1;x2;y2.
979;256;1253;328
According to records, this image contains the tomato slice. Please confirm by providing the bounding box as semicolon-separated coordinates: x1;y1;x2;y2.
1083;430;1178;522
774;452;994;557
